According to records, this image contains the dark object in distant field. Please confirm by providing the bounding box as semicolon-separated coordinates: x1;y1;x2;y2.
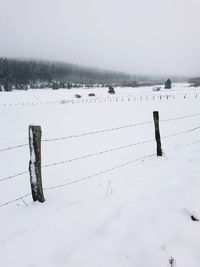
188;77;200;87
152;86;161;92
191;83;200;87
88;93;95;97
165;79;172;89
191;215;199;222
74;94;82;98
108;86;115;94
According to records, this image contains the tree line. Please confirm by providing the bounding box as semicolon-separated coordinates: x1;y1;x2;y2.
0;58;130;90
0;57;190;91
188;77;200;87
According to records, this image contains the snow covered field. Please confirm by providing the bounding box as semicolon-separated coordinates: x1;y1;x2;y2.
1;84;200;267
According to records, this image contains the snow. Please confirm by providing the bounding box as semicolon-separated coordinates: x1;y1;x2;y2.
1;84;200;267
29;128;37;184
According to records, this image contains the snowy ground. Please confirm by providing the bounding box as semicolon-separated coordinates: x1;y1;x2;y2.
1;84;200;267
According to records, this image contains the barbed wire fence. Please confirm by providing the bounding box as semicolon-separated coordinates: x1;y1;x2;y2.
1;111;200;207
1;111;200;152
0;89;199;107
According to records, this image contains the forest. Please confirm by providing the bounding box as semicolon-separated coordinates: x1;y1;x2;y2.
0;57;190;91
0;57;131;90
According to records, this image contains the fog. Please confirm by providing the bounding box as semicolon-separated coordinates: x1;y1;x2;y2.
0;0;199;76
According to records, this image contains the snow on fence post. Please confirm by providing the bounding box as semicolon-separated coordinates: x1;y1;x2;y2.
28;125;45;203
153;111;162;156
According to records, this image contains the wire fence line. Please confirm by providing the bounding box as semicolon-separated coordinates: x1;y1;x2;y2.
43;112;200;143
1;124;200;183
162;126;200;140
1;111;200;153
0;143;28;152
2;136;200;207
1;88;199;108
160;112;200;123
0;170;29;183
0;153;157;207
1;94;200;207
42;139;156;168
1;100;61;107
0;120;153;152
45;137;200;191
42;125;200;169
43;154;157;191
0;193;31;207
58;91;200;104
0;137;156;183
42;120;153;142
168;139;200;152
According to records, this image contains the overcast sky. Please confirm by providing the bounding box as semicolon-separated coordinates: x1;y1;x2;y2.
0;0;199;76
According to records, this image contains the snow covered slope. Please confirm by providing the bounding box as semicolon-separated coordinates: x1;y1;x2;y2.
1;84;200;267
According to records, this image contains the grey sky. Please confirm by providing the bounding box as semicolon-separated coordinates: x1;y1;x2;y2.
0;0;199;76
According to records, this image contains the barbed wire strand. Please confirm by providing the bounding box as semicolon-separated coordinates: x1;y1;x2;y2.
0;171;29;183
42;121;153;142
0;154;156;207
42;125;200;169
1;111;200;152
167;139;200;153
0;138;154;183
0;193;31;207
41;112;200;142
42;138;155;168
0;143;28;152
162;126;200;140
160;112;200;123
2;138;200;207
1;125;200;183
44;153;156;191
0;121;153;151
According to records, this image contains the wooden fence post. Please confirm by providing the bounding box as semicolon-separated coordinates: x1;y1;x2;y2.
29;125;45;203
153;111;162;156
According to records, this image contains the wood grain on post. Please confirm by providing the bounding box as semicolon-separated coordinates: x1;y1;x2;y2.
29;125;45;203
153;111;162;156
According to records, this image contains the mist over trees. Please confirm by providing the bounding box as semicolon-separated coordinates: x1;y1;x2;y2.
0;57;189;91
0;58;131;88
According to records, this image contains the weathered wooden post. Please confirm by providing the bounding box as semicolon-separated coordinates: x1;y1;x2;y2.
153;111;162;156
29;125;45;203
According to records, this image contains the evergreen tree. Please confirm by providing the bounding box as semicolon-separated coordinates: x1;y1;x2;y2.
165;79;172;89
4;81;12;91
